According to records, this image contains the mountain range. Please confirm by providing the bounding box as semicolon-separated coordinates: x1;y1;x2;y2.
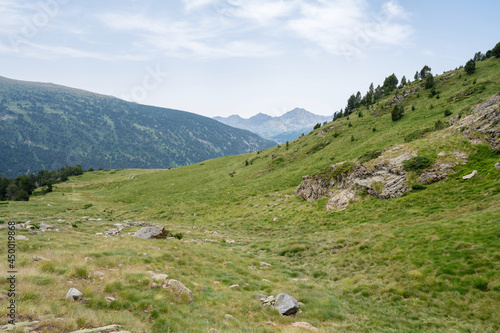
0;76;274;178
214;108;332;143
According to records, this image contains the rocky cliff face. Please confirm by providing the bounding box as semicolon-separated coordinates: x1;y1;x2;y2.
454;92;500;152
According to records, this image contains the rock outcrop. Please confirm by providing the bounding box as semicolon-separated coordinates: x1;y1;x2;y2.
296;147;414;210
455;92;500;152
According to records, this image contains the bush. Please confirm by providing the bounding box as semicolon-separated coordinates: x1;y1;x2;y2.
444;109;452;117
411;184;427;190
173;232;183;240
492;41;500;57
464;59;476;74
313;123;321;130
424;74;435;89
403;156;433;172
358;149;383;163
391;105;404;121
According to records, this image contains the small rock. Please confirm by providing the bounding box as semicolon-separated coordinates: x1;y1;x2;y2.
260;262;272;268
462;170;478;180
84;257;92;261
69;325;125;333
15;235;29;241
40;222;54;231
105;296;116;303
224;314;234;320
437;151;446;156
208;329;219;333
291;322;319;332
495;162;500;170
249;265;257;270
229;284;239;289
65;288;83;301
31;231;42;236
164;279;193;303
274;293;299;316
151;273;169;282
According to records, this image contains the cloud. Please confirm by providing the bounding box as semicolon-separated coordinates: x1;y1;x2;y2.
183;0;217;11
288;0;413;57
220;0;296;25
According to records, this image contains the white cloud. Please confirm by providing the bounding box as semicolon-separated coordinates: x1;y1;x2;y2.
288;0;413;57
183;0;217;11
220;0;296;25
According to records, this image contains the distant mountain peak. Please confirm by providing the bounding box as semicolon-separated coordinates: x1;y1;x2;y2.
214;108;332;143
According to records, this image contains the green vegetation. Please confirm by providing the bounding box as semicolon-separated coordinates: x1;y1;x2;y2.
0;47;499;332
0;77;273;178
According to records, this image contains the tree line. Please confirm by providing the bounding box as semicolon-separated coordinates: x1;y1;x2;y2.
333;41;500;121
0;165;85;201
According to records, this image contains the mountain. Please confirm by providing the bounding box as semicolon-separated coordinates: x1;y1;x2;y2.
214;108;332;143
0;76;275;178
1;57;499;332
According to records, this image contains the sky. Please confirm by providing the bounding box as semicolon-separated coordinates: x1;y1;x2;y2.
0;0;498;118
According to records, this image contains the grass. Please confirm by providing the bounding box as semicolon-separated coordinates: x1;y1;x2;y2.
0;58;499;332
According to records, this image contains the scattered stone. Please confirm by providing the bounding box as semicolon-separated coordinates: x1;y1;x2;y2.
437;151;446;156
31;231;42;236
150;282;159;289
15;235;29;241
274;293;299;316
134;226;170;239
249;265;257;270
224;314;234;320
291;322;319;332
33;255;50;262
208;329;219;333
105;296;116;303
151;273;169;282
40;222;54;231
0;321;40;332
164;279;193;303
261;296;275;307
229;284;240;289
495;162;500;170
463;170;478;180
66;288;83;301
260;262;272;268
69;325;125;333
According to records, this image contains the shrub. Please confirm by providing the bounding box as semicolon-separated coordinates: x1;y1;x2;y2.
173;232;183;240
391;105;404;121
444;109;452;117
464;59;476;74
492;41;500;57
403;156;433;172
313;123;321;130
435;120;445;130
358;149;383;163
411;184;427;190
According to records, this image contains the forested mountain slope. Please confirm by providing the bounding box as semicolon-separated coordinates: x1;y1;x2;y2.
0;77;274;177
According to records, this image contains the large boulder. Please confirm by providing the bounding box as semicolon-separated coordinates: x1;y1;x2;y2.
134;226;170;239
274;293;299;316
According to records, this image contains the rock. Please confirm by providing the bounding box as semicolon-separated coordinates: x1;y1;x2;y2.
495;162;500;170
260;262;272;268
224;314;234;320
326;189;358;211
66;288;83;301
291;322;319;332
33;255;50;262
229;284;240;289
40;222;54;231
0;321;40;331
208;329;219;333
297;149;413;210
31;231;42;236
437;151;446;156
164;279;193;303
418;171;448;184
151;273;169;282
105;296;116;303
462;170;478;180
261;295;275;307
69;325;125;333
456;92;500;152
15;235;29;241
134;226;170;239
274;293;299;316
248;265;257;270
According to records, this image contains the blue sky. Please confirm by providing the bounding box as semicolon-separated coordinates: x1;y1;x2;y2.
0;0;498;118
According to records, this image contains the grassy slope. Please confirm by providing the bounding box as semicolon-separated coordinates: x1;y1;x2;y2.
0;59;499;332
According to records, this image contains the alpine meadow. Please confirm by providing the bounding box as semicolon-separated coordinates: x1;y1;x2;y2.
1;46;499;333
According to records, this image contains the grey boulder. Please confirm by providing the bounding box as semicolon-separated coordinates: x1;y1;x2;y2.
134;226;170;239
274;293;299;316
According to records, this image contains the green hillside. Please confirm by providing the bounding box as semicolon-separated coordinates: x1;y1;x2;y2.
0;77;274;178
0;58;499;332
